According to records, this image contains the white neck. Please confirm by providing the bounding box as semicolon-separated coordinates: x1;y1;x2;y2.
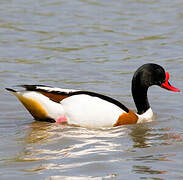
136;108;153;123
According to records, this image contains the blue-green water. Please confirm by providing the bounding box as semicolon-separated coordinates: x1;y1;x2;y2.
0;0;183;179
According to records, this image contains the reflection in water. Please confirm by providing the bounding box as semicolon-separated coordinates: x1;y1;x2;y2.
13;122;127;173
129;122;181;149
133;165;166;175
22;121;54;144
129;123;152;148
1;119;182;179
128;123;181;177
15;122;71;162
128;124;167;176
10;120;181;176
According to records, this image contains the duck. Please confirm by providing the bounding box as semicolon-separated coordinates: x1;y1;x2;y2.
6;63;180;128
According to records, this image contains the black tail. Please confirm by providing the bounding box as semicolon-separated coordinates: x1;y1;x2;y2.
5;88;17;92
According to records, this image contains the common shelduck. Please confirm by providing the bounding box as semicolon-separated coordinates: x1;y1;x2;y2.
6;63;180;128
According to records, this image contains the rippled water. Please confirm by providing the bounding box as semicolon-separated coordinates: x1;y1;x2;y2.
0;0;183;179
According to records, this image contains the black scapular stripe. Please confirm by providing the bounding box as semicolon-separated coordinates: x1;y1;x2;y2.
70;91;129;113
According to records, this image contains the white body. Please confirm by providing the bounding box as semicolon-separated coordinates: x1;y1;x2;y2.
12;87;154;128
61;94;125;128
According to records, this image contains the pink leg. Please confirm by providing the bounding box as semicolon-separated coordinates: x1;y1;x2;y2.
56;116;67;123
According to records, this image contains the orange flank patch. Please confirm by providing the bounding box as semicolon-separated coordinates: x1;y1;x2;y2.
40;92;69;103
113;110;138;127
15;93;48;120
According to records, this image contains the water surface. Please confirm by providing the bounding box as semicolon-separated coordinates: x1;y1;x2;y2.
0;0;183;179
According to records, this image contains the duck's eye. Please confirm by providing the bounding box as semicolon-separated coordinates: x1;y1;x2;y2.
159;81;163;85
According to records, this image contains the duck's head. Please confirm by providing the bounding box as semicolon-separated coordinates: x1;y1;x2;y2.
132;63;180;92
132;63;180;115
